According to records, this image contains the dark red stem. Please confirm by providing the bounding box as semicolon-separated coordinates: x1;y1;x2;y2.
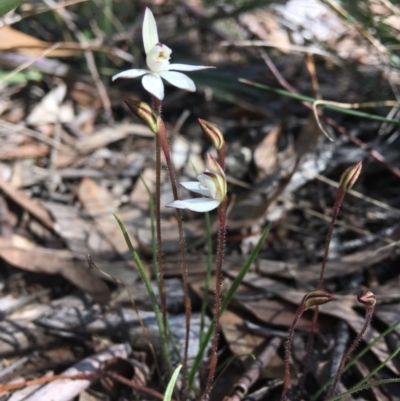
281;299;306;401
157;118;191;399
301;187;346;391
327;306;375;398
203;198;227;401
153;105;168;332
318;187;345;289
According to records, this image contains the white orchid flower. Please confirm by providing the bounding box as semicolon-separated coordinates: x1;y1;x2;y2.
167;154;226;212
112;8;214;100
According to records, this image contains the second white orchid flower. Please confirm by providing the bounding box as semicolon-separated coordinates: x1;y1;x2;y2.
112;8;214;100
167;154;226;212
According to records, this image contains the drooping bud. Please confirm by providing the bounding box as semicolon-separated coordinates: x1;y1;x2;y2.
339;161;362;192
357;290;376;308
198;118;225;151
303;289;335;310
124;99;160;133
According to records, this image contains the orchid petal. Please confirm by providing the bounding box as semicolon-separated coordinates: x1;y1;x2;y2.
181;181;211;197
142;73;164;100
143;8;159;54
159;71;195;92
166;198;220;212
112;69;148;81
168;64;215;72
198;173;218;200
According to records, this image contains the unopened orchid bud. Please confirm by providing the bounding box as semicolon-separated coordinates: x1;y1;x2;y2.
207;153;227;196
198;119;225;151
328;288;376;397
357;290;376;308
124;99;160;133
303;289;335;310
339;161;362;192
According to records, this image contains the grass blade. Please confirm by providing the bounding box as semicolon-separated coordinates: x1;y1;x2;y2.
113;213;172;375
163;364;182;401
188;223;271;389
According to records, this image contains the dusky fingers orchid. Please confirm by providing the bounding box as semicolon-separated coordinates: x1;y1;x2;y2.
166;154;226;212
112;8;214;100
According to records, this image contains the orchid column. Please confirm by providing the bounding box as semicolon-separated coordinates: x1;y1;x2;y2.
112;7;214;398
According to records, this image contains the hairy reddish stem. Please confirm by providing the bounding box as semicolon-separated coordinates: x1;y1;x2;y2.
152;96;168;334
157;117;191;399
203;198;228;401
281;302;306;401
327;306;375;398
301;187;346;391
318;187;345;289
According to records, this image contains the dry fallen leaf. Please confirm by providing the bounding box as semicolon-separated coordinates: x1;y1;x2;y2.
220;310;265;356
78;177;137;253
0;237;110;305
0;175;55;231
27;83;74;125
0;26;79;57
0;143;49;160
254;125;280;181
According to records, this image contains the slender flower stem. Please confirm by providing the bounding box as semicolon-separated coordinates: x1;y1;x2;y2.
203;198;227;401
318;187;345;289
281;290;334;401
152;97;168;332
188;225;271;391
200;210;213;344
301;187;346;391
157;117;191;399
302;163;362;393
140;175;158;281
327;291;375;398
281;302;305;401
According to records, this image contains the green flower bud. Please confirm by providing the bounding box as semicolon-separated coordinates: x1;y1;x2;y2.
124;99;160;133
198;118;225;150
339;161;362;192
303;289;335;310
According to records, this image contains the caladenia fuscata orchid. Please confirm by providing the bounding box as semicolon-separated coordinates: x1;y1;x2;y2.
167;147;227;400
280;289;335;401
327;290;376;398
124;98;193;397
112;8;214;100
166;153;227;213
280;162;363;401
300;162;363;395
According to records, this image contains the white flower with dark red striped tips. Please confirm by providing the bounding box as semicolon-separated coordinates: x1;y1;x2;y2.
112;8;214;100
167;154;226;213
